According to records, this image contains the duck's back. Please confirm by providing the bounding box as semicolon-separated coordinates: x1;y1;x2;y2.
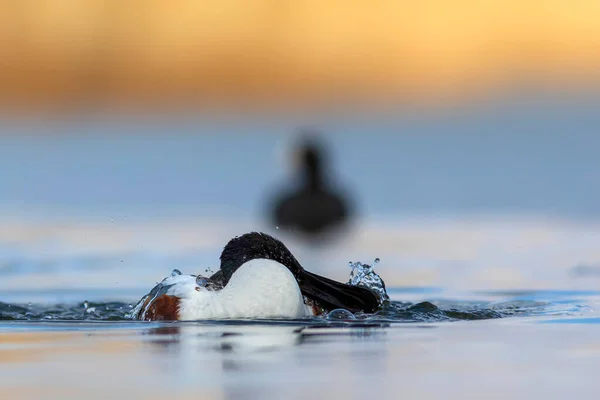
179;259;312;320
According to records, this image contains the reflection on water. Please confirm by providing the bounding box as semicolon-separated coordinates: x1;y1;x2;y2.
2;317;600;399
143;325;304;355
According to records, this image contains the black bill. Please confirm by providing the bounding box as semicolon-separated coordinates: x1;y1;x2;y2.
297;269;380;314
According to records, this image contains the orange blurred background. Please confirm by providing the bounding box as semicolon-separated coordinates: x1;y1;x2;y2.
1;1;600;112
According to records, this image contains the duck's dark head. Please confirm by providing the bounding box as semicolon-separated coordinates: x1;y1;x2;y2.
219;232;303;285
218;232;380;314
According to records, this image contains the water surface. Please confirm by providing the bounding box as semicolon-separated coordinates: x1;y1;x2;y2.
2;104;600;398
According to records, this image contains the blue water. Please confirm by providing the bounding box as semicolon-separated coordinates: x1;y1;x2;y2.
2;97;600;399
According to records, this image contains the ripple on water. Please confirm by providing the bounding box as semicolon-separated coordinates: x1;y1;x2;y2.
0;297;583;325
0;301;134;321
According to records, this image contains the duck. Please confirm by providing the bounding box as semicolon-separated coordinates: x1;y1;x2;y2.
270;133;352;239
129;232;379;321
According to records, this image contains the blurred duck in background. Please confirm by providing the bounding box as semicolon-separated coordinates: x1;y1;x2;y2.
269;131;354;243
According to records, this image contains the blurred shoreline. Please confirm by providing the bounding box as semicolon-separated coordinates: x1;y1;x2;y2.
2;2;600;111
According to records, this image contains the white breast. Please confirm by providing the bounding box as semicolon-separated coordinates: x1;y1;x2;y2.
178;259;313;320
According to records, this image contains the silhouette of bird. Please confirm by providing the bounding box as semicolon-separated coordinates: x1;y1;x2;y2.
269;132;353;241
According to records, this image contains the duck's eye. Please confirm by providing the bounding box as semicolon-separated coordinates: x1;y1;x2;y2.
195;275;208;286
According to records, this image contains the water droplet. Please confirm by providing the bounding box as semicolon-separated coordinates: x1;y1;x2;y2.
276;226;280;230
327;309;356;320
346;258;389;306
171;269;182;277
196;275;208;286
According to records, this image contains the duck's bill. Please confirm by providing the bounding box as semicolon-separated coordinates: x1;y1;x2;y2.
297;269;380;314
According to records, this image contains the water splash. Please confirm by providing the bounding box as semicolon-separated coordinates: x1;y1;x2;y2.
347;258;390;305
126;274;177;320
196;275;208;286
126;276;175;320
83;300;96;314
